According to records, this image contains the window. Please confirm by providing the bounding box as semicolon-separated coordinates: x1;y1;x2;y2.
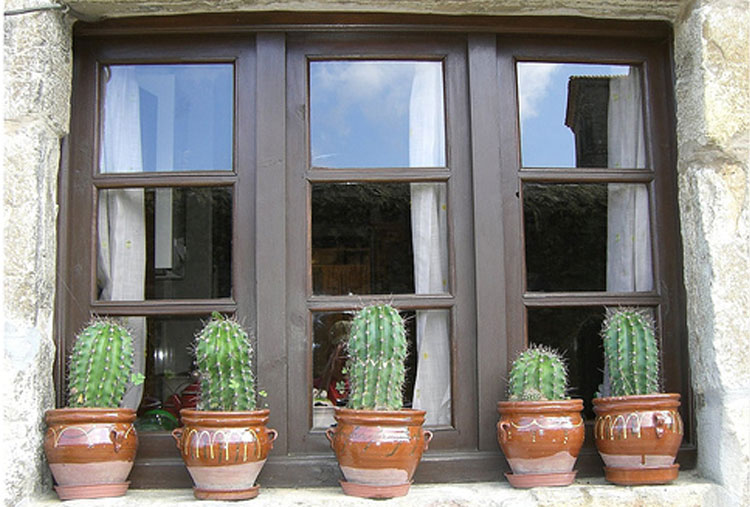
59;17;692;487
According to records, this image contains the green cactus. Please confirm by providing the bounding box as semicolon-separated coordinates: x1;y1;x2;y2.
600;307;660;396
195;312;257;411
67;319;136;408
508;345;569;401
346;304;407;411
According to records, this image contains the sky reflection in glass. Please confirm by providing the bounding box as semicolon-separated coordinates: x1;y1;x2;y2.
309;60;445;168
517;63;633;168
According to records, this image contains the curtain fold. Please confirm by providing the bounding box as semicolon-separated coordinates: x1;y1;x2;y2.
409;64;451;425
98;66;147;410
606;67;652;293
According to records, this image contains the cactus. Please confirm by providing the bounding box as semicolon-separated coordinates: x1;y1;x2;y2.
508;345;568;401
346;304;408;411
67;319;136;408
195;312;257;411
600;307;660;396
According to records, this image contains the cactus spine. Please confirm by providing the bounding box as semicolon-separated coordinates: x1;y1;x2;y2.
508;345;568;401
346;304;407;411
195;312;256;411
601;307;660;396
67;320;135;408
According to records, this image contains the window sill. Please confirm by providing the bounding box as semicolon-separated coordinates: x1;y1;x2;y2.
32;472;723;505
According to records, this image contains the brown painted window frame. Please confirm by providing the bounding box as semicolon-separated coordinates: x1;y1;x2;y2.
59;14;694;488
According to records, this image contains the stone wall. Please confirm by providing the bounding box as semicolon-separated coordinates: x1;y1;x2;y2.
3;3;72;505
2;0;748;505
674;0;750;504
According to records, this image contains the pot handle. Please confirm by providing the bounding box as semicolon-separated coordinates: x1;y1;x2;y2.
109;428;124;453
171;428;184;449
325;428;336;449
497;421;511;443
423;430;434;451
267;428;279;446
653;413;668;439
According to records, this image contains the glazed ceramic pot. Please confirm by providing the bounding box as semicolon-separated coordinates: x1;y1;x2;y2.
496;399;585;488
326;408;433;499
44;407;138;500
172;409;277;500
593;393;682;485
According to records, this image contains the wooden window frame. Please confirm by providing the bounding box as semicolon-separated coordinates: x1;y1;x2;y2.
59;14;693;488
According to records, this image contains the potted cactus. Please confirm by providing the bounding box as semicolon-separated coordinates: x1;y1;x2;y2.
43;319;142;500
171;313;277;500
593;307;683;485
496;345;585;488
325;303;433;499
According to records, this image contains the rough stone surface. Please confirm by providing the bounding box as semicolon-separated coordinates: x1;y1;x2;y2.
63;0;682;22
24;474;732;506
2;7;71;507
674;0;750;505
2;323;56;507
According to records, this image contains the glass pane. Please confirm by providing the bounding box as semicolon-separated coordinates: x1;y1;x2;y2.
517;63;645;169
527;307;605;419
312;309;451;429
127;315;209;432
310;60;445;168
312;183;449;295
97;187;232;301
100;64;233;173
524;183;652;292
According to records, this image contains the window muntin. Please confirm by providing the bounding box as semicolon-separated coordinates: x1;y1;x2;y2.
97;187;232;301
309;60;446;168
517;63;646;169
100;64;234;173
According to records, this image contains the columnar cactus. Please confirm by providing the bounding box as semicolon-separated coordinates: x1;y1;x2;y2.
600;307;660;396
67;319;135;408
508;345;568;401
195;312;256;411
346;304;407;411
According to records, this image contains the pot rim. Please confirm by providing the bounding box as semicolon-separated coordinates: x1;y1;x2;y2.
179;408;270;427
497;398;583;414
593;393;680;413
45;407;136;425
333;407;426;426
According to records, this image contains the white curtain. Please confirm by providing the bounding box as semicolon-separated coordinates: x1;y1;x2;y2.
606;68;653;292
98;66;147;409
409;64;451;425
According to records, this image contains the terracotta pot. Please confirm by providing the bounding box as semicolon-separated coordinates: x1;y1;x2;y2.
593;393;683;485
496;399;585;488
44;407;137;500
173;409;277;500
325;408;433;499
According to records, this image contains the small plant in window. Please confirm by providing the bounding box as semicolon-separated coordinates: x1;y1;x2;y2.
44;319;141;500
507;345;568;402
598;307;659;396
67;319;143;407
497;345;584;488
172;312;278;501
194;312;258;411
593;307;682;486
345;304;408;410
326;303;432;499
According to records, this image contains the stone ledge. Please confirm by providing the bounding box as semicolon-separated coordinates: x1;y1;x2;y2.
29;472;734;506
